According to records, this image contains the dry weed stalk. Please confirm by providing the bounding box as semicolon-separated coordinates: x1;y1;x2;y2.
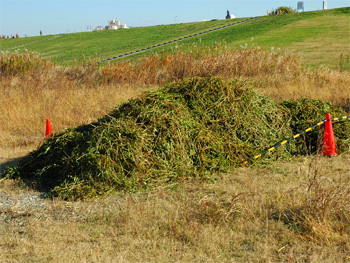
274;155;350;244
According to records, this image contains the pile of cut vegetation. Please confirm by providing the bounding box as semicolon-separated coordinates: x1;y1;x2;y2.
2;77;349;199
282;98;350;155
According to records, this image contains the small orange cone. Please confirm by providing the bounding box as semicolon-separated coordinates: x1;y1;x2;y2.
322;113;338;157
45;119;53;138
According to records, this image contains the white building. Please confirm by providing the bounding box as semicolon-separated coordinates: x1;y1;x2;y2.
94;26;105;31
106;19;128;30
323;1;327;9
93;18;128;31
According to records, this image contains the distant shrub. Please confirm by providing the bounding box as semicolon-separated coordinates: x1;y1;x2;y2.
276;6;296;14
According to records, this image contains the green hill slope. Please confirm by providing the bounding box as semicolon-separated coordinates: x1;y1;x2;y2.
1;7;349;68
0;19;247;62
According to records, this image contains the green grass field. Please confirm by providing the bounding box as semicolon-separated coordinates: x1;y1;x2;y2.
1;8;349;68
0;19;247;62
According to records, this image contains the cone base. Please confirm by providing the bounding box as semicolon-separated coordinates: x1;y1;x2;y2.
323;153;338;157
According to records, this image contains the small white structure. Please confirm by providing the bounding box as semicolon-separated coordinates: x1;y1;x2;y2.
106;19;128;30
94;26;105;31
93;18;128;31
297;1;305;12
323;1;327;10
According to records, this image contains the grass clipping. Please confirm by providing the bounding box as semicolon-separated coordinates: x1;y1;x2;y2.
2;77;349;199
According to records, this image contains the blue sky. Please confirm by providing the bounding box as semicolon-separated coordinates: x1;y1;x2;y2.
0;0;349;37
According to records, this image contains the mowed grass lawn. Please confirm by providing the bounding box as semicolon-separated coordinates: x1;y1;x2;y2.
176;8;350;68
0;18;247;62
1;8;349;68
246;12;350;67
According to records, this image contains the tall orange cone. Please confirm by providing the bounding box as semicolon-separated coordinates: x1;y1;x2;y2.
322;113;338;157
45;119;53;138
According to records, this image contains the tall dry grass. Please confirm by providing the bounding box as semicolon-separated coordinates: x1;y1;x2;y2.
0;51;151;153
1;44;349;157
102;43;350;106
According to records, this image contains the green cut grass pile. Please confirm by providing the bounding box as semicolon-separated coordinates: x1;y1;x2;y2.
282;98;350;155
2;77;349;200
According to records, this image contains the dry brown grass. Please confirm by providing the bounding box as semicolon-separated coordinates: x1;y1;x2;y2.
1;46;349;156
0;154;349;262
1;47;350;261
0;74;147;148
101;44;350;106
0;51;154;156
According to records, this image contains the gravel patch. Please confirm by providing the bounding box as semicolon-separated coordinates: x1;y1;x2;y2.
0;189;52;226
0;191;49;211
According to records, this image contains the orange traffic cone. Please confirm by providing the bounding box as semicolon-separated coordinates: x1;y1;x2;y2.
322;113;338;157
45;119;53;138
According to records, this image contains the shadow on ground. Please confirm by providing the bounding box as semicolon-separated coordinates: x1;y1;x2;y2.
0;157;25;174
342;106;350;114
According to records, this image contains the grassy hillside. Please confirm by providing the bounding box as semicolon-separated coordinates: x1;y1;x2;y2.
1;8;349;68
0;19;246;62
